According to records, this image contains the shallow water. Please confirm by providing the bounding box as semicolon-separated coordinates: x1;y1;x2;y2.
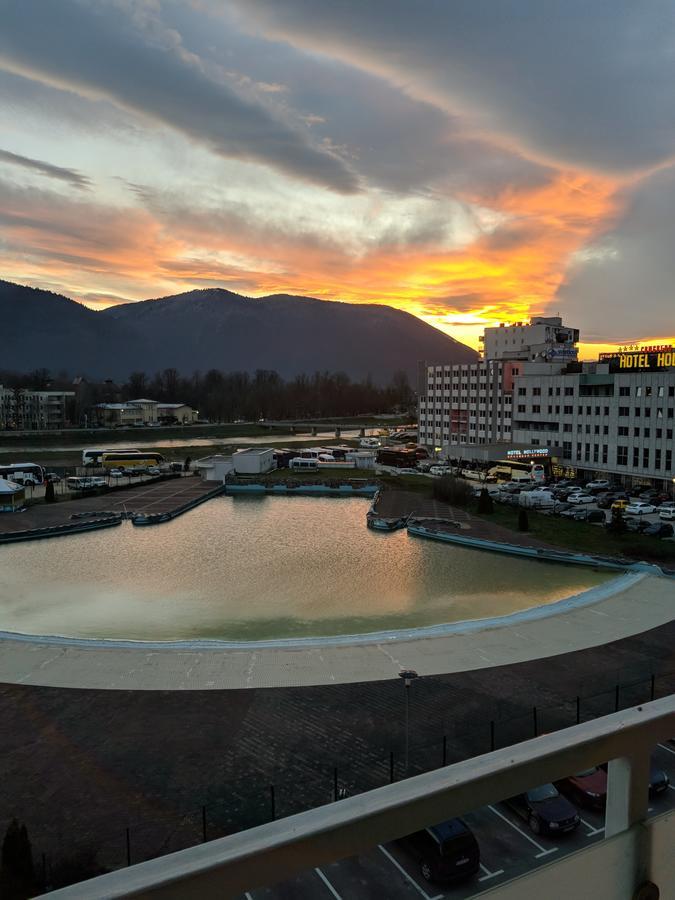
0;496;612;641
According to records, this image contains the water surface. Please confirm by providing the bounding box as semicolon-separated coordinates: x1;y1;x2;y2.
0;497;612;641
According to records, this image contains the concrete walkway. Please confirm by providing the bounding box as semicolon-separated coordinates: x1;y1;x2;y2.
1;571;673;690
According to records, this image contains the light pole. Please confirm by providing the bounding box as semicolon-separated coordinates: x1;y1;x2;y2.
399;669;418;774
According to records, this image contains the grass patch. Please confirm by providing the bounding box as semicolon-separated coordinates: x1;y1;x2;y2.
476;503;675;564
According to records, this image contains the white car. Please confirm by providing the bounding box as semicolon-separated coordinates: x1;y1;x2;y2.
586;480;611;491
625;501;656;515
429;465;451;476
146;466;161;475
567;493;594;505
109;468;124;478
659;506;675;520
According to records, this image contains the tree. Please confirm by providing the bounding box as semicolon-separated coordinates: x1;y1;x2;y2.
608;507;627;535
45;480;56;503
518;508;529;532
477;488;494;514
1;818;34;897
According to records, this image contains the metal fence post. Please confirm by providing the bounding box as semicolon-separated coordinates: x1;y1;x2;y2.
442;735;447;767
576;696;581;724
126;828;131;867
490;720;495;752
650;673;656;701
533;706;538;737
270;785;276;821
615;684;620;712
389;751;395;784
202;805;207;843
333;767;338;802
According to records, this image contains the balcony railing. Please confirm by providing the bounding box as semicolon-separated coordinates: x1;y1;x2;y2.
41;695;675;899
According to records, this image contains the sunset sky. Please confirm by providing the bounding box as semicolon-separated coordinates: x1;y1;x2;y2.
1;0;674;358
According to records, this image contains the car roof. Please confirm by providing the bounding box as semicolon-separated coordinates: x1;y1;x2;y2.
428;818;470;842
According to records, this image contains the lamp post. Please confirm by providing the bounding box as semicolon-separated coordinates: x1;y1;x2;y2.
399;669;419;774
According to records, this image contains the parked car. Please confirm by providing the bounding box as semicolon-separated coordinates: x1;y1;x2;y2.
658;507;675;521
643;522;674;538
429;465;452;476
553;502;573;514
597;495;620;509
586;480;611;491
598;758;669;797
625;518;649;533
625;501;656;516
108;468;124;478
398;818;480;884
567;494;594;505
556;766;607;809
505;784;580;835
44;472;61;483
570;509;606;523
611;499;629;512
146;466;161;476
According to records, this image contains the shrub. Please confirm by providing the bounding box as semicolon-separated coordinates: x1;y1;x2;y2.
518;508;529;532
477;488;494;514
431;475;473;507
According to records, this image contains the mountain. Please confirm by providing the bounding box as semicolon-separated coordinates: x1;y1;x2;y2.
1;281;477;381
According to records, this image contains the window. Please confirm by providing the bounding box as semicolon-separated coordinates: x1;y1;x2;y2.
636;386;642;397
517;404;526;413
634;427;640;438
633;446;639;468
667;449;672;470
644;428;650;438
518;387;526;396
532;387;541;396
617;446;628;466
657;428;663;439
619;386;630;396
594;407;600;416
618;426;629;436
618;406;629;416
604;407;609;416
578;406;583;415
643;447;649;468
645;386;652;397
658;386;664;397
548;387;553;396
602;445;608;464
645;407;651;418
563;405;573;414
532;405;541;413
594;425;600;435
655;449;662;470
586;406;592;415
563;423;572;432
635;408;641;417
564;386;574;396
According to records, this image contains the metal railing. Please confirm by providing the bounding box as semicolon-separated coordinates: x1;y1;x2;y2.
41;694;675;899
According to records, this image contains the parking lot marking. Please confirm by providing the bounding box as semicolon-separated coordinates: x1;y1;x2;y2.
315;867;343;899
578;816;604;837
479;862;504;882
377;845;443;900
244;894;253;900
487;806;558;858
658;743;675;757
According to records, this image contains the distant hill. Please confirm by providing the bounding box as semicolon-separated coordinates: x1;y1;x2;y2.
0;281;477;381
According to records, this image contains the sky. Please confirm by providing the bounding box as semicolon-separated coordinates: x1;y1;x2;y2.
1;0;674;358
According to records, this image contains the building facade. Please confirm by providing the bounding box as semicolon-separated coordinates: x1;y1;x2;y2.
0;385;75;430
93;399;197;427
418;321;675;489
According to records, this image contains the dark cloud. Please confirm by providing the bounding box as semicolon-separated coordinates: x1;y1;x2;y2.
0;0;359;193
553;166;675;341
0;147;91;189
230;0;675;175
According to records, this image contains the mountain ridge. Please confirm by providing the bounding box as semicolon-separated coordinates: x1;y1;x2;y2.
1;280;478;382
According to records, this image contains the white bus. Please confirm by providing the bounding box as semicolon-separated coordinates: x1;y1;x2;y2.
0;462;45;485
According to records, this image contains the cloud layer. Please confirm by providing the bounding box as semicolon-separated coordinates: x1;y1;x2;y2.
0;0;673;351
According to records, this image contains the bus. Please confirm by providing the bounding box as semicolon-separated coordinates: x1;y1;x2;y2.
0;462;45;485
100;451;165;470
83;448;141;466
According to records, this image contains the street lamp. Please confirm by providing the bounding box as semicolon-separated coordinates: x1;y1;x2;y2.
399;669;419;774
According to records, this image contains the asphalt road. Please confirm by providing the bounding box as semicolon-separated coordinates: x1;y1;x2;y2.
237;742;675;899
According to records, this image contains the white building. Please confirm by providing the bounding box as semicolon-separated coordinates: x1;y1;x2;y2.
0;385;75;430
418;320;675;489
194;454;234;482
232;448;276;475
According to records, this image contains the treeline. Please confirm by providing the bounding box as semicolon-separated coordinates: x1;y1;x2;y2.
0;367;415;422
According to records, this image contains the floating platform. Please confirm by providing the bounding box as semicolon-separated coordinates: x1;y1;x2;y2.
225;483;378;497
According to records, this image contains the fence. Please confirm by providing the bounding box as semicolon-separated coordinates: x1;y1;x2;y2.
17;660;675;894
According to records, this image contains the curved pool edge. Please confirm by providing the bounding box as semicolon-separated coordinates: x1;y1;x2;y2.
0;570;673;690
0;569;642;651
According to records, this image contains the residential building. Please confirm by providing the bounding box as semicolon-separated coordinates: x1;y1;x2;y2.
0;385;75;430
93;399;197;427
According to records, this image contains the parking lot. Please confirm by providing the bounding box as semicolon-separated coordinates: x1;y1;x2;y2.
237;743;675;899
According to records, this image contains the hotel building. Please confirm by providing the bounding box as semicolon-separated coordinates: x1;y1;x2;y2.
418;319;675;490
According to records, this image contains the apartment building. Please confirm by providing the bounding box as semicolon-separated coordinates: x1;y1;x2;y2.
0;385;75;430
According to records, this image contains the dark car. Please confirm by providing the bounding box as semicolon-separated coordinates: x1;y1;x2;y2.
597;494;619;509
505;784;580;835
398;818;480;884
557;767;607;809
598;758;670;796
643;522;674;538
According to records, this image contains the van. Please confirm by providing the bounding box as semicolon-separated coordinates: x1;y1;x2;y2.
398;818;480;884
289;457;318;470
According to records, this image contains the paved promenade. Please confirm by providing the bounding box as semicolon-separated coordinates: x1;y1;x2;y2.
0;571;672;689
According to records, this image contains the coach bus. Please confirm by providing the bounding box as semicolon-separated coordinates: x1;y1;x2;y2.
82;447;139;466
0;462;45;485
100;450;165;470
